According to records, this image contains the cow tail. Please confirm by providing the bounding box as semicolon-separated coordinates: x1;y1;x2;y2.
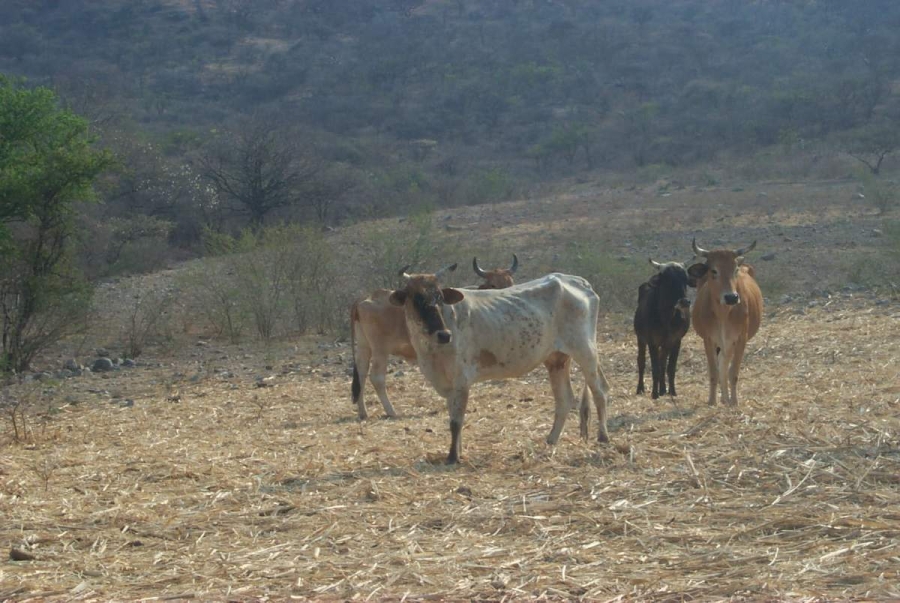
350;301;361;405
578;386;590;440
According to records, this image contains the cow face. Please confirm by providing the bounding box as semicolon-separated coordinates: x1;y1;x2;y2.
390;267;464;345
649;260;693;319
689;239;756;306
473;254;518;289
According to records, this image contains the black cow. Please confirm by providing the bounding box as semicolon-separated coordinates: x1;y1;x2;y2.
634;259;695;399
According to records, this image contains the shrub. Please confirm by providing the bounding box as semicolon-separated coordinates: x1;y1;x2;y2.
181;224;342;341
557;240;645;314
855;168;897;215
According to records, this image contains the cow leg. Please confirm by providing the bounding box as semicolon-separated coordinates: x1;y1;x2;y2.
727;340;747;406
353;342;373;420
649;345;663;399
702;338;718;406
368;354;397;418
667;340;682;397
636;338;647;395
657;346;669;397
717;343;732;407
446;389;469;465
545;353;574;445
576;356;610;444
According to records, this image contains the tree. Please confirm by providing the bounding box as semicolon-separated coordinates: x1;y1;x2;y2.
198;119;323;230
845;120;899;176
304;163;358;225
0;76;113;371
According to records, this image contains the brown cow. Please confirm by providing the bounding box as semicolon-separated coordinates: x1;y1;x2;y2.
687;239;763;406
351;257;518;420
472;254;518;289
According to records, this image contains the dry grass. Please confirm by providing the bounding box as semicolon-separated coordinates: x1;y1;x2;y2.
1;293;898;601
2;180;899;600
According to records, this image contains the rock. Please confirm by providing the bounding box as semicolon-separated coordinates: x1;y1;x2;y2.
122;359;136;368
92;357;115;372
872;228;883;237
760;252;776;261
63;359;81;371
96;348;110;358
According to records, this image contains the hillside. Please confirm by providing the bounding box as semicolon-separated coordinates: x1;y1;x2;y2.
2;0;900;242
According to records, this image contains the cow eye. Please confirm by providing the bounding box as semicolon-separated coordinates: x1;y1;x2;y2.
711;268;719;278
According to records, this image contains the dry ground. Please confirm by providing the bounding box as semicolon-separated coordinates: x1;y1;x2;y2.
2;181;900;601
2;295;899;601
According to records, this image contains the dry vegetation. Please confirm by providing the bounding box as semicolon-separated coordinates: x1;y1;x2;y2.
1;182;899;601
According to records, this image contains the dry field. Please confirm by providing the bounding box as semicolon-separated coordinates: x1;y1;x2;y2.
2;181;899;601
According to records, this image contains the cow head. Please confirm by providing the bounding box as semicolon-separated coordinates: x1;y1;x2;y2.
648;259;693;319
472;254;518;289
389;263;463;344
688;239;757;306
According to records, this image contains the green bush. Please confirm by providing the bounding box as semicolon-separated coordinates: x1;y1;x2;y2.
182;224;342;341
557;241;645;313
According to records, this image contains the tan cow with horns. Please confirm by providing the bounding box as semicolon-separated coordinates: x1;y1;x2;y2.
351;256;518;420
687;239;763;406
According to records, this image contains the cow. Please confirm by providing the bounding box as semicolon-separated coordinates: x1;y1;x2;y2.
388;267;611;464
687;239;763;406
351;257;518;420
472;254;518;289
634;259;695;400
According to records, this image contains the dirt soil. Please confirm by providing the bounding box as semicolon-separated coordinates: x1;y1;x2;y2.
1;181;899;601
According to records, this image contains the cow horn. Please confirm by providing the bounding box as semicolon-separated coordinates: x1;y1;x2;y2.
397;265;412;278
692;238;709;258
735;240;757;256
434;263;458;279
472;257;488;278
649;258;663;270
509;253;518;274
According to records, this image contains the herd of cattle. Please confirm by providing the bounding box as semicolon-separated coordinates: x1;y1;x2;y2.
350;241;763;464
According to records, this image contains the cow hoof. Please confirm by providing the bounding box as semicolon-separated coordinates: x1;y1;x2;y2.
445;455;459;465
636;385;644;394
651;392;659;400
597;432;610;444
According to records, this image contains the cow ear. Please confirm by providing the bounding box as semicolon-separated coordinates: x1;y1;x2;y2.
442;288;465;305
736;255;745;265
687;263;707;286
647;274;661;288
389;290;408;306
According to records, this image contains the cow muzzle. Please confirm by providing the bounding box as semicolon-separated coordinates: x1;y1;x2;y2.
723;293;740;306
436;330;452;344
